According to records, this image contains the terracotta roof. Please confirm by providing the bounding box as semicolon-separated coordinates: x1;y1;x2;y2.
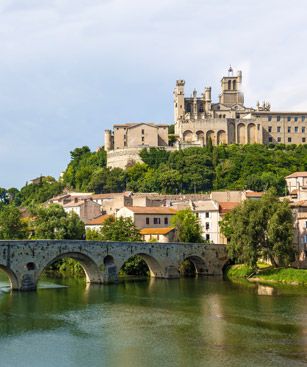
292;200;307;207
193;200;219;211
219;202;240;214
85;214;112;225
63;201;85;208
286;172;307;178
245;191;264;198
113;122;168;129
124;206;177;214
140;227;175;235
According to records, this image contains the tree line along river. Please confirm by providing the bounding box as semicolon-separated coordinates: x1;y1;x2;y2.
0;271;306;367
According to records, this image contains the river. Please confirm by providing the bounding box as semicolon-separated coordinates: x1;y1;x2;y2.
0;273;306;367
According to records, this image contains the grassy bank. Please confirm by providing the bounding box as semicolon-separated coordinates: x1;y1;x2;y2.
226;264;307;285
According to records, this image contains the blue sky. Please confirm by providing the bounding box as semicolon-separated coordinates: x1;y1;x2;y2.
1;0;307;188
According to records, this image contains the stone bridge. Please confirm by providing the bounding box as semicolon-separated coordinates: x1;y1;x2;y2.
0;240;228;291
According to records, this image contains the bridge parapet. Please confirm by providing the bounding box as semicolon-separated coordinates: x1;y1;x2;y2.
0;240;228;291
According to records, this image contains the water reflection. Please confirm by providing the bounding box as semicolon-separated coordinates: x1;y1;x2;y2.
0;273;306;367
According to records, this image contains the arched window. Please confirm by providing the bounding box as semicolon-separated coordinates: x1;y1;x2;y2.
233;80;236;90
228;80;231;90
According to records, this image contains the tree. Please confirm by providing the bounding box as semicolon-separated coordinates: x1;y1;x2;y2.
220;190;294;270
0;205;27;239
87;216;141;242
171;209;203;243
31;204;85;240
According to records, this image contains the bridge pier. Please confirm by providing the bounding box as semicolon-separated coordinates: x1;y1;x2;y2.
0;240;228;292
163;266;180;279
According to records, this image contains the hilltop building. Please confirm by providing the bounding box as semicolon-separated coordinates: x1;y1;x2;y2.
174;66;307;146
105;67;307;169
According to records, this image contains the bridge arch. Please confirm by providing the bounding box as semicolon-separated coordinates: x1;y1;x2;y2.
0;265;19;290
120;253;164;278
182;255;207;276
38;252;103;284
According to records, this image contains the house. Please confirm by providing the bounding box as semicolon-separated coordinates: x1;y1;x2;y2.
140;227;176;243
290;200;307;268
193;200;220;243
91;192;133;215
84;214;112;231
285;172;307;196
63;199;102;222
116;206;177;229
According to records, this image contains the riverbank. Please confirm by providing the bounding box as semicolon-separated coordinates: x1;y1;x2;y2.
226;264;307;285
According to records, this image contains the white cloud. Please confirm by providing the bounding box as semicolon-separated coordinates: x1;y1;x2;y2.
1;0;307;187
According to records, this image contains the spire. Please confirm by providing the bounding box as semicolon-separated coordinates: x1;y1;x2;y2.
228;65;233;77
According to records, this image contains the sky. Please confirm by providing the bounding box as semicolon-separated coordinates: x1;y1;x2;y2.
1;0;307;188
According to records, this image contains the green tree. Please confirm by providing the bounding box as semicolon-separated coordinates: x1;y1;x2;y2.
171;209;203;243
220;191;294;269
87;216;141;242
0;205;27;239
32;204;85;240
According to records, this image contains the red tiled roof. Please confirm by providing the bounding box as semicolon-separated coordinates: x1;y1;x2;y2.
286;172;307;178
85;215;112;225
124;206;177;214
219;202;240;214
245;191;264;198
140;227;175;235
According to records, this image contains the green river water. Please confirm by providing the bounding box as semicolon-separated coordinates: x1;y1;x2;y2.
0;273;306;367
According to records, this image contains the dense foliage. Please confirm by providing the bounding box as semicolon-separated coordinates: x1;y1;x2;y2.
220;191;295;269
0;205;27;239
55;144;307;195
31;204;85;240
86;216;141;241
171;209;204;243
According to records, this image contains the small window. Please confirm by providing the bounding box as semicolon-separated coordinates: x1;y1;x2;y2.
304;235;307;244
288;127;291;133
295;116;298;122
268;126;272;133
164;217;168;225
302;116;305;122
205;212;210;218
153;218;161;225
206;234;210;241
287;116;291;122
141;129;145;134
288;137;292;143
146;217;150;225
277;116;281;122
277;126;281;133
268;116;272;122
268;137;273;143
303;137;306;143
142;137;145;142
277;137;281;143
302;127;305;133
205;223;210;230
295;127;298;133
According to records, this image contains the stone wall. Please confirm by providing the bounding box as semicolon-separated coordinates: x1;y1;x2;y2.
0;240;228;291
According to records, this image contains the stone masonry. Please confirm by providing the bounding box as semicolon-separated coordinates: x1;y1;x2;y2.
0;240;228;291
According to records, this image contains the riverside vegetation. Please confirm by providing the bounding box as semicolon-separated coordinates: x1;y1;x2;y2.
1;143;307;283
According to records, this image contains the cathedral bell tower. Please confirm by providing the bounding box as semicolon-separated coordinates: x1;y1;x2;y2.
174;80;185;136
219;66;244;107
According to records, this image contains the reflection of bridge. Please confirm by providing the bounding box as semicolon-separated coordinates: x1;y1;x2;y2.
0;240;228;291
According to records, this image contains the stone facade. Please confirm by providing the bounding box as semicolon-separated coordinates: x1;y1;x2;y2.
174;67;307;147
0;240;228;291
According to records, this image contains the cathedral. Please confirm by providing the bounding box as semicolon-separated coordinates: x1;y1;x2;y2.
105;67;307;168
174;66;307;146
